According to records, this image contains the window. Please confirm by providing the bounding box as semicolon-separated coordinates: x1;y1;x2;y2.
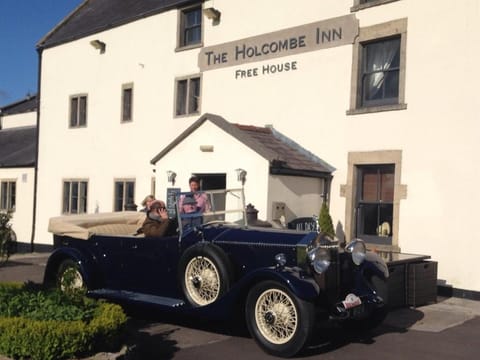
342;150;405;251
361;37;400;107
355;165;394;244
114;180;135;211
63;180;88;214
0;181;16;211
70;95;87;127
348;18;407;114
175;75;201;116
121;84;133;122
178;5;202;48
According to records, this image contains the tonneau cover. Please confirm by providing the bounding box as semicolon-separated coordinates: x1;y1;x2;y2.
48;211;145;240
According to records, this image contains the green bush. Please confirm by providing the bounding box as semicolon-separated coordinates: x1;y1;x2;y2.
0;211;14;264
0;283;127;360
319;202;335;238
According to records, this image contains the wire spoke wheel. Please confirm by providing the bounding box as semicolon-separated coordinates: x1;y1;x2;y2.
255;288;298;344
57;259;85;294
185;256;220;306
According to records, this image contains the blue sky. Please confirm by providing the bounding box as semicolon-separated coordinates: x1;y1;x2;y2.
0;0;83;106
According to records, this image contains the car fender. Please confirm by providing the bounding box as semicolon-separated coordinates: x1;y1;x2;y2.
43;247;99;288
364;251;389;280
237;267;320;302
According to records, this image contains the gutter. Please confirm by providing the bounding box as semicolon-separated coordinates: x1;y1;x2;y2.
30;47;42;252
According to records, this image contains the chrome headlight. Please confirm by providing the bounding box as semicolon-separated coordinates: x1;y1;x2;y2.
345;238;366;265
307;247;331;274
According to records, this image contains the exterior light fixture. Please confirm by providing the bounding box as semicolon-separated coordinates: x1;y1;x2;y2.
236;168;247;186
167;170;177;186
203;7;221;21
90;39;106;54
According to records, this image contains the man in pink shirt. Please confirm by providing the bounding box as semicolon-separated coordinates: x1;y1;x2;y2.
179;176;211;213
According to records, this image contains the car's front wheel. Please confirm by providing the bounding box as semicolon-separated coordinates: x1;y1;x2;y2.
245;280;315;358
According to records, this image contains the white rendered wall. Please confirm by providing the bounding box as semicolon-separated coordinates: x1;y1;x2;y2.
153;120;270;217
0;168;34;246
1;112;36;129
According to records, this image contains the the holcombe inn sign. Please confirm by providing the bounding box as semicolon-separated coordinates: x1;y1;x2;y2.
198;14;359;78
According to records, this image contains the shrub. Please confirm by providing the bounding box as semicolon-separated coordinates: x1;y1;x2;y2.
318;202;335;238
0;283;127;360
0;211;14;265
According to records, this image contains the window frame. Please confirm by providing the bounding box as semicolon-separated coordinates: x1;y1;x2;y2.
176;4;203;51
341;150;407;252
69;94;88;128
62;179;88;214
0;180;16;212
347;18;407;115
113;179;136;212
355;164;395;245
351;0;401;12
174;74;202;117
121;83;134;123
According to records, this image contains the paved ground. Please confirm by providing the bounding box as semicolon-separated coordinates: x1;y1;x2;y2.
1;253;480;359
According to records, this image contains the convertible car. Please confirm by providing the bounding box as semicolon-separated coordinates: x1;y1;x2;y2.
45;188;389;357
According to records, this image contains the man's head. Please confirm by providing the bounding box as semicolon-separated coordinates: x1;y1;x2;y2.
149;200;166;212
149;200;168;219
189;176;200;192
182;196;197;214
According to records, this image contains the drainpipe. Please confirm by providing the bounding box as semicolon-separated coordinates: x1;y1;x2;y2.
30;47;43;252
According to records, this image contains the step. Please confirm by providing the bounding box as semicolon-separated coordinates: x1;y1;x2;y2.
88;288;185;308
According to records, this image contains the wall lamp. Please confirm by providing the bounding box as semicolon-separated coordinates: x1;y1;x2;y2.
203;7;221;21
236;168;247;186
167;170;177;186
90;39;106;54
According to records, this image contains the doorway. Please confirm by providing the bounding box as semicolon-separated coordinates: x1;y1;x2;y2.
194;173;226;215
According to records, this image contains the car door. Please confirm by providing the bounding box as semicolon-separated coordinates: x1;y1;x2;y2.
120;235;180;297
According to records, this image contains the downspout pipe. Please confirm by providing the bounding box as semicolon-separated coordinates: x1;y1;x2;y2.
30;47;43;252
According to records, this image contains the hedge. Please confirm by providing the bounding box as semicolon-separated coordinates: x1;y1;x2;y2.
0;283;127;360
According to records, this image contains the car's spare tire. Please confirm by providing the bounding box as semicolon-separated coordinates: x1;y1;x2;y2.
178;243;233;307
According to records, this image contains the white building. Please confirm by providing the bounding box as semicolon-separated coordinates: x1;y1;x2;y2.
33;0;480;295
0;95;37;250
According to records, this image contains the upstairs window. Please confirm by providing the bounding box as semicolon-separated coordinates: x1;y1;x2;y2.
175;76;201;116
70;95;87;127
121;84;133;122
114;180;135;211
178;6;202;48
361;37;400;107
63;180;88;214
0;180;16;211
347;19;407;114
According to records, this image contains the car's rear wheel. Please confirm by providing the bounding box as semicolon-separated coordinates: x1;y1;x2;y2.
245;280;315;358
179;244;232;307
56;259;85;293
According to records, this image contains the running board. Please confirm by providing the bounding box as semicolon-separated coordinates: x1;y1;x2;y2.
88;289;185;308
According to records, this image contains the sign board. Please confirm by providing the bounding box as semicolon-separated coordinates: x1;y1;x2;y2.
166;188;181;218
287;217;318;232
199;14;358;72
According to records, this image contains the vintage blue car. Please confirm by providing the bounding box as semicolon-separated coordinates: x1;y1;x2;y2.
44;188;389;357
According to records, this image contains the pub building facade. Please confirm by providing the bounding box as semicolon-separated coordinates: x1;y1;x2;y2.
30;0;480;296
